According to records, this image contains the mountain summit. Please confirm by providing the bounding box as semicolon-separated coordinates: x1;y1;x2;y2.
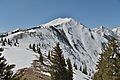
41;18;74;26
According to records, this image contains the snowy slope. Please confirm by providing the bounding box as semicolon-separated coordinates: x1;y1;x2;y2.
112;27;120;37
3;46;36;71
0;18;111;80
92;26;115;37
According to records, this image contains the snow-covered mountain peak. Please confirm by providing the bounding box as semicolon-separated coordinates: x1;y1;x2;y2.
41;18;79;28
93;26;106;32
112;27;120;38
92;26;114;37
1;18;116;80
42;18;72;26
99;26;106;30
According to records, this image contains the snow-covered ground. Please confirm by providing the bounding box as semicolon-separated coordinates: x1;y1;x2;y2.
1;46;37;72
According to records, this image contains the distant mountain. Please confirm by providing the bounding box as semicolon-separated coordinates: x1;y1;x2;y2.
0;18;119;80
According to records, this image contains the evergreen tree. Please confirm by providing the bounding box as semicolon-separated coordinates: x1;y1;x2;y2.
29;44;32;49
49;43;68;80
38;48;44;64
14;43;17;46
113;57;120;80
74;63;77;70
4;64;15;80
32;43;36;52
93;39;119;80
47;50;51;60
83;64;87;75
79;66;82;71
0;48;4;52
7;39;12;46
0;51;15;80
0;53;6;79
15;39;18;44
111;39;120;80
7;39;10;44
66;58;73;80
2;41;6;46
4;38;7;42
1;37;3;42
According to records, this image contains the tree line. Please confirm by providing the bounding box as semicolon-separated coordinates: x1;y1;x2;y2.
93;38;120;80
29;43;73;80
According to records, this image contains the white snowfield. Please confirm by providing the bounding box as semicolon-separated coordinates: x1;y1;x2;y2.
1;18;118;80
1;46;37;72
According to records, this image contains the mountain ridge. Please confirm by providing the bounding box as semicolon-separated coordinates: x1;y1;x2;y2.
0;18;119;80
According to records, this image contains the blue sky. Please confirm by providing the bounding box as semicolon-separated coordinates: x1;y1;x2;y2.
0;0;120;32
